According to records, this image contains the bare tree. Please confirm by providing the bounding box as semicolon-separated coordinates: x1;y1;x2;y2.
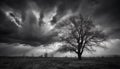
58;14;106;60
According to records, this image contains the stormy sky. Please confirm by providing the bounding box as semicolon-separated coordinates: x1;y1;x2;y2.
0;0;120;57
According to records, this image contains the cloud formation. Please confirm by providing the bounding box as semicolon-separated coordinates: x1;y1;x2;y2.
0;0;120;56
0;42;62;56
93;0;120;38
0;0;99;45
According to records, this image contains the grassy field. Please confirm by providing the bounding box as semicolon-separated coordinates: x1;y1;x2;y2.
0;57;120;69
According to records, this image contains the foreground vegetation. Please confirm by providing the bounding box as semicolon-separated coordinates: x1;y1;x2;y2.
0;56;120;69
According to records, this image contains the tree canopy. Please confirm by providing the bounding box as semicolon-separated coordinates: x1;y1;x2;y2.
58;14;107;60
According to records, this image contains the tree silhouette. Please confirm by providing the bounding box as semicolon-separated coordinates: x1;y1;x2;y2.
58;14;106;60
44;53;48;57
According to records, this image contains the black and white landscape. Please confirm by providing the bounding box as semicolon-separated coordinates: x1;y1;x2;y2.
0;0;120;69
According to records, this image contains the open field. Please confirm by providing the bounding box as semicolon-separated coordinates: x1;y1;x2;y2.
0;57;120;69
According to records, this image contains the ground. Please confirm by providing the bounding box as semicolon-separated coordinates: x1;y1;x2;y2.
0;57;120;69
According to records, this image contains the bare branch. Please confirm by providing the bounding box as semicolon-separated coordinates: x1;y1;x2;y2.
58;14;107;59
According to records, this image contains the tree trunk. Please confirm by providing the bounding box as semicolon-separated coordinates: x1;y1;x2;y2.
77;43;83;60
78;53;82;60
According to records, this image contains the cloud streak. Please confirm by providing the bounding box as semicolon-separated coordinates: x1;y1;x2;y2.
0;0;120;56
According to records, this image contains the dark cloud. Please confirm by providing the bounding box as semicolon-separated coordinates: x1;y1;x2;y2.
0;0;120;46
93;0;120;38
0;0;82;46
0;43;33;56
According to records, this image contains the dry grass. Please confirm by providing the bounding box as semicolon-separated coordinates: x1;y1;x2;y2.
0;57;120;69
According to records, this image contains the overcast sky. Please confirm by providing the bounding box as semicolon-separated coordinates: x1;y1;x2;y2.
0;0;120;57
